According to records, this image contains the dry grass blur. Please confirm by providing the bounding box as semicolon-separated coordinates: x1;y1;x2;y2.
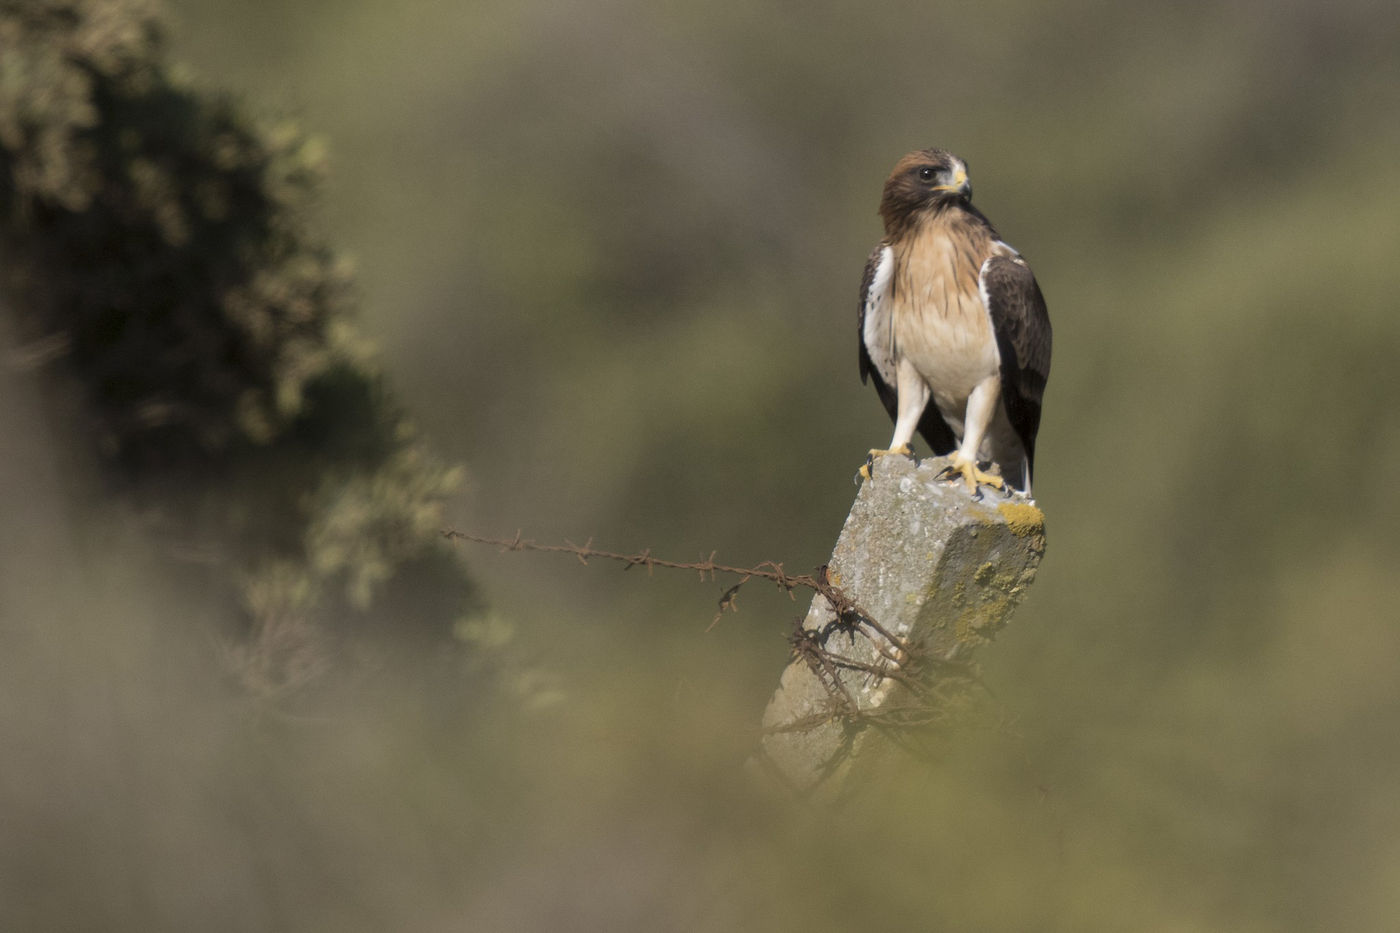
4;0;1400;928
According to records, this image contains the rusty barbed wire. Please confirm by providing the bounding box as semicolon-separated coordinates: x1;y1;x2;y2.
443;529;986;749
442;529;911;654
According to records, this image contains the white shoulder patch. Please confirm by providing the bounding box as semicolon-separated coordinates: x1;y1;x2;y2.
990;239;1022;261
977;258;994;316
862;246;897;385
869;244;895;296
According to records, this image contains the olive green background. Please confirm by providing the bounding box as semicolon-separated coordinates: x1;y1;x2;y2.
5;0;1400;927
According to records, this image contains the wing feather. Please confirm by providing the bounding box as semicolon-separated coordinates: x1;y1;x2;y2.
980;250;1052;473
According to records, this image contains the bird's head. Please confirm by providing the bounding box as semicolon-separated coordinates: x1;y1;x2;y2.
879;148;972;233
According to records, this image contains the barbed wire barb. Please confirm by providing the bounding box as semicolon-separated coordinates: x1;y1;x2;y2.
442;528;890;643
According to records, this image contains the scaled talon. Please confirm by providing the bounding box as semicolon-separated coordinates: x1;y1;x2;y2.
857;443;913;481
938;452;1008;497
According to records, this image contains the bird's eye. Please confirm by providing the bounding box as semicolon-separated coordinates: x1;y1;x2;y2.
917;166;937;181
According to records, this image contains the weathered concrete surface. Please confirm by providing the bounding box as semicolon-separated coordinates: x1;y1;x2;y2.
754;454;1045;797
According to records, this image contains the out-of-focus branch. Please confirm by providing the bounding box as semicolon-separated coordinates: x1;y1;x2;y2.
0;0;482;699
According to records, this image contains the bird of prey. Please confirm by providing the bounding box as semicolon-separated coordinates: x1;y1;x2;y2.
858;147;1051;496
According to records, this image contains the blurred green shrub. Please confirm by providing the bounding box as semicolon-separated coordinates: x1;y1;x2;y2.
0;0;484;697
1;0;345;457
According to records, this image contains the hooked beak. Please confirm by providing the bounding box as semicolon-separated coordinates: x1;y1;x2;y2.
933;167;972;199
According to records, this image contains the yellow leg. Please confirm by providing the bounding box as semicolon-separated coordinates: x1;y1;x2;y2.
858;443;913;481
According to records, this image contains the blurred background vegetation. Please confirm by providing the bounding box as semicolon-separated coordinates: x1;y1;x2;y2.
3;0;1399;928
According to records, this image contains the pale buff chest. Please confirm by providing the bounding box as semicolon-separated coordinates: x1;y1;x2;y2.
888;217;1002;411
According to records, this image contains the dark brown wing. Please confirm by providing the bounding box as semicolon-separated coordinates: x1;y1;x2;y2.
858;243;957;455
981;253;1052;474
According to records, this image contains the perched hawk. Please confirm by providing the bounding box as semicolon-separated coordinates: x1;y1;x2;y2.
858;147;1052;495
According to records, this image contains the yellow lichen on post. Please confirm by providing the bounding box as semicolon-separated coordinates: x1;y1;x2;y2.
997;501;1046;540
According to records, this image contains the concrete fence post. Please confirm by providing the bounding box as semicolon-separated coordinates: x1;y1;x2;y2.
753;454;1046;798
